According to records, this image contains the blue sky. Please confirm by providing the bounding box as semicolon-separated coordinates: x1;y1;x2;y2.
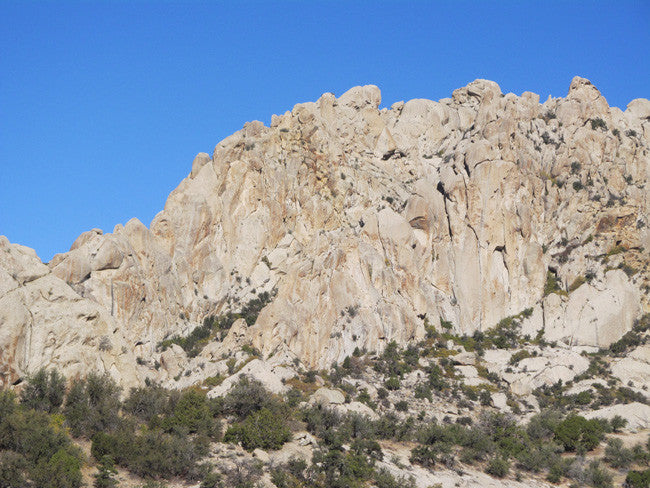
1;1;648;261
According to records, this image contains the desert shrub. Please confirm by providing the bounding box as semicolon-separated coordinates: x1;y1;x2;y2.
486;456;510;478
0;393;83;487
414;383;432;401
159;315;218;357
610;414;628;432
479;389;492;406
127;428;200;479
569;275;586;292
394;400;408;412
479;411;527;457
122;383;175;422
553;415;605;452
608;316;650;356
515;444;555;473
402;344;420;367
351;438;383;462
93;455;118;488
224;407;291;451
31;447;83;488
483;310;532;349
270;458;308;488
312;447;375;488
91;431;120;462
509;349;532;365
373;467;416;488
604;438;634;469
341;356;365;377
533;380;593;409
285;387;304;408
219;460;263;488
90;416;142;463
0;450;27;488
222;376;276;420
199;469;222;488
547;457;572;483
302;406;343;445
374;340;412;377
626;469;650;488
63;372;121;437
584;460;613;488
527;409;562;441
270;469;301;488
410;445;438;467
355;387;371;404
384;376;400;391
591;118;608;130
544;271;566;297
164;389;219;437
20;368;66;413
427;364;448;391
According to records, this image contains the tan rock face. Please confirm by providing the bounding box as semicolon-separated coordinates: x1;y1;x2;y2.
0;237;140;388
1;77;648;383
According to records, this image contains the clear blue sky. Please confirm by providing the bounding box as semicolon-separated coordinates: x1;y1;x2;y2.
1;1;648;261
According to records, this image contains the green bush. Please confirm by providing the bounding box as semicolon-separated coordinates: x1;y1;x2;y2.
626;469;650;488
584;460;613;488
91;422;200;480
32;448;83;488
394;400;408;411
313;447;375;488
93;455;119;488
610;414;628;432
0;450;27;488
224;407;291;451
527;409;562;441
486;456;509;478
604;438;634;469
384;376;400;391
64;373;121;437
373;468;416;488
165;389;219;437
410;445;438;467
544;271;566;297
590;118;608;130
0;391;83;487
223;376;276;420
20;368;66;413
509;349;532;365
123;383;175;422
126;429;200;479
515;444;553;473
414;383;432;401
553;415;605;452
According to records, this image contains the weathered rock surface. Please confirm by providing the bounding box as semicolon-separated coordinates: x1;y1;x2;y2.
0;236;140;388
583;402;650;431
611;344;650;391
1;77;648;385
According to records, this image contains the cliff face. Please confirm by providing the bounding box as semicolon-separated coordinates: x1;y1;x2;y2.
1;77;648;386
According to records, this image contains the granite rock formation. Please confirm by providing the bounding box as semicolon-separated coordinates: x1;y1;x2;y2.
1;77;648;387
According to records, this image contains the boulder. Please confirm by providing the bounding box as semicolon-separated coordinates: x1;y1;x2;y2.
309;387;345;406
583;402;650;431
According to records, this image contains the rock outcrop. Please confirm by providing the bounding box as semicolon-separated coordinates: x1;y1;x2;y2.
1;77;648;385
0;236;140;388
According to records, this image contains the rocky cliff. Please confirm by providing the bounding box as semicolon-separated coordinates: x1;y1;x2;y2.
1;77;648;388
